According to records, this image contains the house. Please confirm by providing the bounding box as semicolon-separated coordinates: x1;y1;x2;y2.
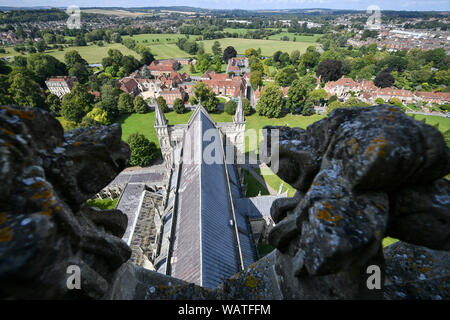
45;76;78;99
199;71;247;99
147;59;180;76
118;77;139;97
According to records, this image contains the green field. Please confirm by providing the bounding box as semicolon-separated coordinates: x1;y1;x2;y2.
123;33;186;44
199;38;317;56
268;32;321;42
0;43;140;64
147;43;191;60
408;114;450;132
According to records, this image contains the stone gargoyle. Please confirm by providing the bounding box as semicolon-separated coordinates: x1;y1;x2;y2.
0;106;131;299
261;105;450;299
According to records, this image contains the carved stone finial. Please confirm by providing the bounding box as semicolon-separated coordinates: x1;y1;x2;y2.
263;105;450;299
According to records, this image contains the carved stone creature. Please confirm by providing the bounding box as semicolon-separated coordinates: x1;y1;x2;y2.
263;105;450;299
0;106;131;299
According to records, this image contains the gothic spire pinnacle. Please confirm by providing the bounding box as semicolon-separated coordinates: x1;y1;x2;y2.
155;100;168;127
234;96;245;124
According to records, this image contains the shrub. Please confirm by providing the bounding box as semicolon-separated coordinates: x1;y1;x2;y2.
224;100;237;115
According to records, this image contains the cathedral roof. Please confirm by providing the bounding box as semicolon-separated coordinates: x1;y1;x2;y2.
168;106;256;288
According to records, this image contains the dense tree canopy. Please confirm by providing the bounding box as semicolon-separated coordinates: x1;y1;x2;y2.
256;84;284;118
173;98;186;114
374;69;395;88
223;46;237;62
133;96;148;114
60;83;94;123
189;82;219;113
316;59;343;83
157;96;169;113
127;133;158;167
118;92;134;114
224;99;237;115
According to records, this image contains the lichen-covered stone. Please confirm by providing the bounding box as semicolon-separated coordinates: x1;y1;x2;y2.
0;106;131;299
263;105;450;299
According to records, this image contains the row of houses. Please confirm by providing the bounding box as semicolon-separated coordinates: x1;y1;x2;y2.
323;76;450;105
118;60;249;104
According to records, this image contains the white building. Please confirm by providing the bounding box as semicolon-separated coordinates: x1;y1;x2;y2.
45;76;78;99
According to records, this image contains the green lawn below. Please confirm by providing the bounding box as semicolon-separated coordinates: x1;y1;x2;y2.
1;42;140;64
87;197;118;210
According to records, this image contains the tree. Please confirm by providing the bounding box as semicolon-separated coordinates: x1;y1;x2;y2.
118;92;134;114
250;70;263;89
212;41;222;57
245;48;258;58
8;72;45;108
301;99;315;116
275;66;298;87
27;53;67;85
85;106;110;125
139;47;155;65
65;50;90;83
191;82;219;113
256;84;284;118
223;46;237;62
133;96;148;114
46;93;61;116
60;83;93;123
173;98;186;114
224;100;237;115
285;78;309;112
64;50;88;69
189;63;196;74
35;40;47;53
309;89;328;104
157;96;169;113
127;133;158;167
374;69;395;88
99;84;121;120
316;59;343;83
375;98;385;105
242;98;252;116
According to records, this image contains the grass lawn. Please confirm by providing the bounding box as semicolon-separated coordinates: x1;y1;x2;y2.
147;43;191;60
0;43;140;64
242;169;270;197
198;38;317;56
268;32;321;42
87;197;119;210
408;114;450;132
123;33;186;44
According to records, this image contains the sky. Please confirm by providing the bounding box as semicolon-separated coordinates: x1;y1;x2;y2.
0;0;449;11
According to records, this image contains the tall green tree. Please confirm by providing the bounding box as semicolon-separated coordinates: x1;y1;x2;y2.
157;96;169;113
211;41;222;57
173;98;186;114
133;96;148;114
256;84;284;118
127;133;158;167
118;92;134;114
224;99;237;115
8;72;45;108
190;82;219;113
60;83;93;123
275;66;298;87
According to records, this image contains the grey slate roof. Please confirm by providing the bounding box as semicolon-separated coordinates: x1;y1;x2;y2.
169;106;257;288
117;183;146;245
236;195;287;219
